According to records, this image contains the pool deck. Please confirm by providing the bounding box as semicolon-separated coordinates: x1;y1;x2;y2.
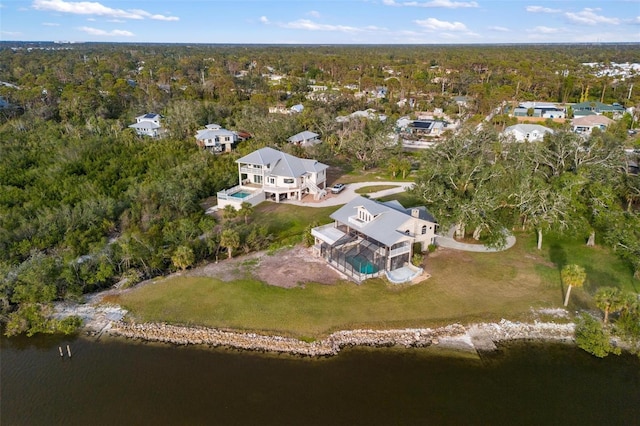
385;265;424;284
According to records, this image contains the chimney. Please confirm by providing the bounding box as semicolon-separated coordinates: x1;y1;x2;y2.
411;208;420;218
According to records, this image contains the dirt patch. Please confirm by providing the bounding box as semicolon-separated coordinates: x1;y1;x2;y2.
190;245;345;288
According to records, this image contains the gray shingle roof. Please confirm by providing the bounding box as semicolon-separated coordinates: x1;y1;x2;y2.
195;128;236;141
237;147;328;178
287;131;319;143
330;196;434;247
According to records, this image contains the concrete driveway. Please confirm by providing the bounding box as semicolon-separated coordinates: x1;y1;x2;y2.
284;181;414;208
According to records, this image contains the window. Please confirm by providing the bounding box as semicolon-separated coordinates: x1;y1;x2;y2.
284;178;294;184
268;177;275;184
421;225;427;235
405;230;410;235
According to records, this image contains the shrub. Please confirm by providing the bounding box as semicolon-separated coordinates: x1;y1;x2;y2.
575;313;620;358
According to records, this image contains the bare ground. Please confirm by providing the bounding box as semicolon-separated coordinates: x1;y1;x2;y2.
189;244;345;288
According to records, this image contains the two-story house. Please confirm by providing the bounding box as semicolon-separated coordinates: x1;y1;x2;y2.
216;147;328;210
195;124;238;153
128;113;166;138
311;196;437;283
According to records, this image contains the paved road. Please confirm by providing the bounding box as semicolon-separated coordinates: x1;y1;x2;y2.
435;226;516;252
284;181;414;207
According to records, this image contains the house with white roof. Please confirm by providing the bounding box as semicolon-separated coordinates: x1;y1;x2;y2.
502;124;554;142
128;113;166;138
287;130;321;147
336;108;387;123
195;124;237;153
216;147;328;210
311;196;437;283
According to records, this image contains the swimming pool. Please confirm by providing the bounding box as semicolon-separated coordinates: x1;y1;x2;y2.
346;254;379;274
230;191;252;199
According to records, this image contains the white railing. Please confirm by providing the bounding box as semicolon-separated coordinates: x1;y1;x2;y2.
389;245;410;257
303;179;327;199
217;186;263;203
347;216;366;227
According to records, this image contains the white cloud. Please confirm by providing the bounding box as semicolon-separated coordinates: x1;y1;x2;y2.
42;22;60;26
107;19;124;23
77;26;134;36
307;10;321;18
526;6;561;13
488;26;509;32
280;19;360;33
32;0;178;21
387;0;478;8
528;26;561;34
414;17;468;31
565;8;620;25
259;16;269;24
1;31;22;36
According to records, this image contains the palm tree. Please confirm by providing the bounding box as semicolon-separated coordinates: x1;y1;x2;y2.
562;264;586;307
240;202;254;225
220;229;240;259
594;287;621;324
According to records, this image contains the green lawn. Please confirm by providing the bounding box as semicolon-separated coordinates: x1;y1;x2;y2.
112;226;636;339
251;203;335;245
355;185;400;194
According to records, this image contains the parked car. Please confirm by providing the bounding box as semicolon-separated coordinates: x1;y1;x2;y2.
331;183;346;194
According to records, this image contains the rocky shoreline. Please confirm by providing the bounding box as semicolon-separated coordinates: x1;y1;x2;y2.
107;319;576;357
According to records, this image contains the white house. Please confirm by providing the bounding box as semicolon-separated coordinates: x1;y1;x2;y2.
502;124;554;142
217;147;328;210
336;108;387;123
128;113;166;138
311;196;437;283
571;115;614;135
287;130;321;147
195;124;237;153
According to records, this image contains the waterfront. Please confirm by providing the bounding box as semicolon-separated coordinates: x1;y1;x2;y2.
1;333;639;425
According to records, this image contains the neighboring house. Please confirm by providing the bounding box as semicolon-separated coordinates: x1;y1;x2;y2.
572;101;625;118
406;120;447;137
512;102;566;119
217;147;328;210
571;115;614;135
502;124;554;142
128;113;166;138
311;196;437;283
290;104;304;113
195;124;237;153
287;130;321;147
269;104;290;114
269;104;304;114
336;108;387;123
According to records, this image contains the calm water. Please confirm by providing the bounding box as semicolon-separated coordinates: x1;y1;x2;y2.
1;333;639;426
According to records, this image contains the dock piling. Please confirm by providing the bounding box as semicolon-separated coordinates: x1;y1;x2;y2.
66;345;72;358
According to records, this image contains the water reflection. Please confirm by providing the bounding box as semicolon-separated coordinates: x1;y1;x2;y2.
2;333;639;425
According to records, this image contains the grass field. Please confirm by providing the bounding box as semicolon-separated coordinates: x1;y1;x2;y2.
112;225;637;339
355;185;400;194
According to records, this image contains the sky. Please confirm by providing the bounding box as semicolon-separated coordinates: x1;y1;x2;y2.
0;0;638;44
